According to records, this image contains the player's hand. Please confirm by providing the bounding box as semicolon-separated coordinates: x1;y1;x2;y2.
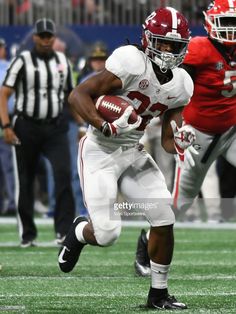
170;120;196;150
175;145;199;169
170;120;197;169
100;107;142;137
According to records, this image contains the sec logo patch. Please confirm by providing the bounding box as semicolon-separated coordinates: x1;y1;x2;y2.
139;79;149;89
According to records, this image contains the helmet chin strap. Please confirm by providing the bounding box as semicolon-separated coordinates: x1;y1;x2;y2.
160;64;168;73
160;65;168;73
154;54;172;73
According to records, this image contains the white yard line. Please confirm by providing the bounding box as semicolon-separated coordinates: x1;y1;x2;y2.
1;248;235;255
0;292;236;298
0;261;236;267
0;238;236;248
1;275;236;281
1;217;236;229
0;305;25;310
0;241;58;247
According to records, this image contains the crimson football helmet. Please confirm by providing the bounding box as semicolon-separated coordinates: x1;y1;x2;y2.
142;7;190;72
204;0;236;46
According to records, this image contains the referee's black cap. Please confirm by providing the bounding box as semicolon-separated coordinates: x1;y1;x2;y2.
34;18;56;35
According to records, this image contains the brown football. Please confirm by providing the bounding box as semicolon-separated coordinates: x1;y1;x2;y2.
95;95;138;124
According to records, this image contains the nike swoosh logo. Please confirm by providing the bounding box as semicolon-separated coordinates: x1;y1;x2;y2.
58;246;70;263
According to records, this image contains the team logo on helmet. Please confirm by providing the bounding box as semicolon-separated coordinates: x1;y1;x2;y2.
139;79;149;89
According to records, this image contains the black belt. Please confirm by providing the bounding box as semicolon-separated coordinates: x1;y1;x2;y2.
16;112;59;125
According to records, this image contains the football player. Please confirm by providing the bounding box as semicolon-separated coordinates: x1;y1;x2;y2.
135;0;236;277
58;7;195;310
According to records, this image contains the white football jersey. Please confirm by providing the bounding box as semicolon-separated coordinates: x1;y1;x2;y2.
88;45;193;146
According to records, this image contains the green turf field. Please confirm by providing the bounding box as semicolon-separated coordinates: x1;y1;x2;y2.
0;223;236;313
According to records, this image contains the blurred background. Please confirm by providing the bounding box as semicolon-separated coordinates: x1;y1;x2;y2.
0;0;208;26
0;0;208;60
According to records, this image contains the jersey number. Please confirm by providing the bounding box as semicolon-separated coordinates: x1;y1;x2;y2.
127;91;168;130
127;91;167;115
222;70;236;97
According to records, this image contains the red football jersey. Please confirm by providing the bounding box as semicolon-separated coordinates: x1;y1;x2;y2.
183;37;236;133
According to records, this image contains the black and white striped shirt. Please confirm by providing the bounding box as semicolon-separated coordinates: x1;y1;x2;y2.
3;50;74;119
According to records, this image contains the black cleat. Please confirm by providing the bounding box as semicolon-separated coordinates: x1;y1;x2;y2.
134;229;151;277
142;294;187;310
148;295;188;310
58;216;88;273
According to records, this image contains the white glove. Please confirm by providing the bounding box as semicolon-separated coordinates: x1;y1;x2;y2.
170;120;196;150
175;145;199;169
100;106;142;137
170;120;198;169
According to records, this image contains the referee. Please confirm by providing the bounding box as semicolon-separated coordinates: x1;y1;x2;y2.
0;18;75;247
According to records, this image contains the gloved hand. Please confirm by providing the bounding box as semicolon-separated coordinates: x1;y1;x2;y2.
170;120;196;150
100;106;142;137
170;120;198;169
174;145;199;169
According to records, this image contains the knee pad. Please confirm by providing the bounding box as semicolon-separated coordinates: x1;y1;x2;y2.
147;203;175;227
94;220;121;247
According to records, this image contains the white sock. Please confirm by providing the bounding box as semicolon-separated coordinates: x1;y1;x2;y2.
150;261;170;289
146;229;150;240
75;221;88;244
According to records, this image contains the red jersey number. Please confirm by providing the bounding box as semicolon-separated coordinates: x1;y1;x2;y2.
127;91;168;130
127;91;167;116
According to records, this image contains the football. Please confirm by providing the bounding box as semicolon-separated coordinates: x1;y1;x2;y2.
95;95;138;124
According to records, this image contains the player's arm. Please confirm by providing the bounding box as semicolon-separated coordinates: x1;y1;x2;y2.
161;106;184;153
68;69;122;130
161;105;198;169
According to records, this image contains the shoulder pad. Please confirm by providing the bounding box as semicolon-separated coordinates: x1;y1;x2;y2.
172;68;194;106
184;37;211;65
179;68;194;99
108;45;146;75
190;36;207;44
